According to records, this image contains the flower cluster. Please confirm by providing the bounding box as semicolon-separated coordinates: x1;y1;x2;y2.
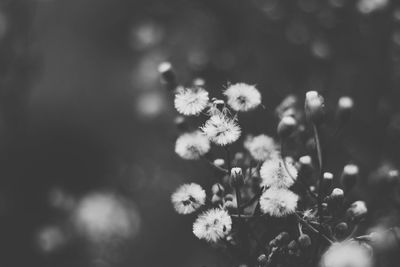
159;63;396;267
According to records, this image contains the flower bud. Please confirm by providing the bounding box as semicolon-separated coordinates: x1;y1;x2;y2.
275;231;290;245
233;152;246;166
277;116;298;138
212;98;225;111
327;188;344;210
336;96;354;124
230;167;244;187
211;183;224;196
257;254;268;265
298;234;312;248
341;164;359;192
288;240;298;250
158;62;177;91
305;91;325;124
334;222;348;239
322;172;334;195
174;116;188;132
192;78;205;87
347;200;367;221
298;155;314;185
211;194;222;204
213;158;225;167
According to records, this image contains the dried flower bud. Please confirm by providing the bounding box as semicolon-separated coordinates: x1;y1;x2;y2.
212;98;225;111
305;91;325;124
277;116;298;138
298;234;312;248
347;200;367;221
211;183;224;196
341;164;359;192
334;222;348;239
230;167;244;187
330;188;344;199
158;62;177;91
336;96;354;124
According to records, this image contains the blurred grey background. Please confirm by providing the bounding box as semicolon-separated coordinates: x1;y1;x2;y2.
0;0;400;266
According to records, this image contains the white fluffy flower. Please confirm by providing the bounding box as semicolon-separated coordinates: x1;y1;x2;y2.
259;188;299;217
174;87;209;116
201;115;241;146
244;134;279;161
171;183;206;214
260;158;297;188
223;83;262;112
320;241;373;267
175;131;210;160
193;208;232;242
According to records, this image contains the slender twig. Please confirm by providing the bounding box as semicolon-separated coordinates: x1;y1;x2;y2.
312;124;324;225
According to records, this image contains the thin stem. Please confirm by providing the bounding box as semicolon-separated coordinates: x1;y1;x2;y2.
280;142;318;200
202;157;229;174
312;124;324;225
225;146;232;174
239;186;264;209
295;213;333;245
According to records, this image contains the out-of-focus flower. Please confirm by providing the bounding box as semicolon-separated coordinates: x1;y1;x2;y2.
175;131;210;160
223;83;262;112
193;208;232;242
201;114;241;146
305;91;325;123
259;188;299;217
171;183;206;214
213;158;225;167
260;158;297;188
158;62;176;90
275;95;300;119
36;226;66;253
277;116;298;138
174;87;209;116
244;134;278;161
357;0;389;14
72;193;140;242
320;241;373;267
347;201;368;221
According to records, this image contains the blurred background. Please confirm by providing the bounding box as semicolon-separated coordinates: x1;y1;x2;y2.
0;0;400;266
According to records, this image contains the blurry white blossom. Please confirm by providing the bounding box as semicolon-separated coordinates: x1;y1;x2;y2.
201;114;241;146
171;183;206;214
357;0;389;14
320;241;373;267
36;226;66;253
174;87;209;116
193;208;232;242
72;193;140;242
223;83;262;112
175;131;210;160
260;158;297;188
259;187;299;217
244;134;278;161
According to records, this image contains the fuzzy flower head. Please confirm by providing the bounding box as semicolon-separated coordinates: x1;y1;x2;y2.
201;114;241;146
193;208;232;242
320;241;373;267
175;131;210;160
174;87;209;116
260;158;297;188
171;183;206;214
244;134;279;161
259;188;299;217
223;83;262;112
